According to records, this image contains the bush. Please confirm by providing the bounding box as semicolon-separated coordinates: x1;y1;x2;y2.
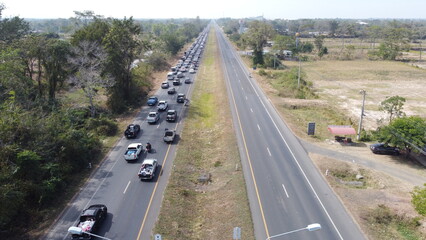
147;51;170;71
86;117;118;136
412;184;426;216
258;69;267;76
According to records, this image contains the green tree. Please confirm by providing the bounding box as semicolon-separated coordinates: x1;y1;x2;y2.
71;19;110;45
380;95;406;123
41;39;71;100
328;20;339;37
103;17;142;113
0;4;29;43
242;20;275;66
375;25;411;60
376;116;426;155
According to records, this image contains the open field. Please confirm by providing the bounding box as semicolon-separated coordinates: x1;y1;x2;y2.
153;28;255;240
284;60;426;132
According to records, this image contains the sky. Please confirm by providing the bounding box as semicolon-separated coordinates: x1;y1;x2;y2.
1;0;426;20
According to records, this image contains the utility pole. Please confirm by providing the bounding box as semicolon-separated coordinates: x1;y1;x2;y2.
296;32;301;88
357;90;366;140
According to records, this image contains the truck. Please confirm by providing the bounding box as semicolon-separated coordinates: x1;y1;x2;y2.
163;128;176;144
124;143;143;162
138;159;158;180
71;204;108;240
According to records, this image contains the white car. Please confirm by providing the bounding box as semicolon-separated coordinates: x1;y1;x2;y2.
189;68;196;74
147;112;160;124
157;101;168;111
124;143;143;161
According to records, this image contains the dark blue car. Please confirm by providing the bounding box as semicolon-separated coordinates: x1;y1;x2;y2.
147;96;158;106
370;143;400;155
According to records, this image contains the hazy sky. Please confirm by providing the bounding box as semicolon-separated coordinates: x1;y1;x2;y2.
1;0;425;19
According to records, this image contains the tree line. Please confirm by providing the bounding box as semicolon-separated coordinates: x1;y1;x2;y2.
219;17;426;65
0;4;206;239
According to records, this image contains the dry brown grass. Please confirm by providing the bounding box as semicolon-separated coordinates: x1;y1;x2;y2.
153;28;255;240
283;60;426;131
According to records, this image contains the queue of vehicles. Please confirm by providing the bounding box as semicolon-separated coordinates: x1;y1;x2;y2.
69;29;208;240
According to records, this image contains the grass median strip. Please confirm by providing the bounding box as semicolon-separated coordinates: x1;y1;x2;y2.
153;28;255;239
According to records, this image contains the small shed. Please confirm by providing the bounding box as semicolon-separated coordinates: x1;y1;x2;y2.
327;125;356;143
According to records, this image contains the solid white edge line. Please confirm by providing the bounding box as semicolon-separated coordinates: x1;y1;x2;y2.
282;184;290;198
267;147;271;157
123;180;131;194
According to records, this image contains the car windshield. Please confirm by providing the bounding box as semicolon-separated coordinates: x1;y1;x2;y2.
149;113;156;117
165;131;173;136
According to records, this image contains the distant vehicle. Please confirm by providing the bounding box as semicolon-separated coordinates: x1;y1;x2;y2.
124;143;143;161
157;100;168;111
124;124;141;139
177;93;186;103
168;87;176;94
138;159;158;180
147;96;158;106
147;112;160;124
176;72;184;78
189;68;196;74
166;109;177;122
184;77;191;84
163;128;176;143
370;143;400;155
173;78;181;86
167;72;175;80
161;82;169;89
71;204;108;240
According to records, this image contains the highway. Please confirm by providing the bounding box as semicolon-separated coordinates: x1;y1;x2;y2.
42;30;208;240
216;24;366;240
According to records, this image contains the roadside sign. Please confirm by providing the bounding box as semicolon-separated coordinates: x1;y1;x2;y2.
307;122;316;135
233;227;241;240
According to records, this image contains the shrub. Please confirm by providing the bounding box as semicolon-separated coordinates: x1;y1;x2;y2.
86;117;118;136
258;69;267;76
412;184;426;216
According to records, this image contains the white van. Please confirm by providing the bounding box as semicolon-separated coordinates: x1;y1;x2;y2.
167;72;175;80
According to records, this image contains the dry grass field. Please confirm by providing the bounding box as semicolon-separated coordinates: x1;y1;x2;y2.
284;59;426;131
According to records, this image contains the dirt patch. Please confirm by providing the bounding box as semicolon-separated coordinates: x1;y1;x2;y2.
311;154;425;239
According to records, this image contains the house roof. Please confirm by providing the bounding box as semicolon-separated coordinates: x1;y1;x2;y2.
327;125;356;135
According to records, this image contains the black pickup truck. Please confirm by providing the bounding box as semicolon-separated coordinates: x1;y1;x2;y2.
71;204;108;240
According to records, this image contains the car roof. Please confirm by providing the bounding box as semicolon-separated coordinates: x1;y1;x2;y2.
168;109;176;113
178;93;185;96
142;159;157;165
128;143;142;148
149;111;157;114
158;100;166;103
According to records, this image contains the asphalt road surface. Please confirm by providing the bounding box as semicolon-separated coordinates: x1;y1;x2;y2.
42;30;209;240
215;24;366;240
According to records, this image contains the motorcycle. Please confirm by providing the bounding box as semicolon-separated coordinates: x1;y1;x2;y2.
146;143;152;153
